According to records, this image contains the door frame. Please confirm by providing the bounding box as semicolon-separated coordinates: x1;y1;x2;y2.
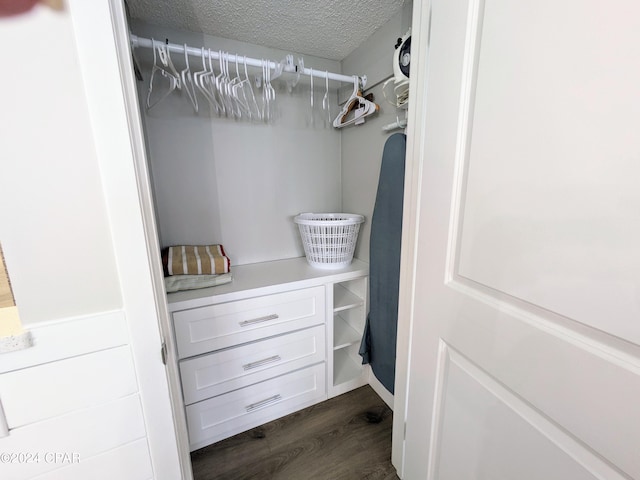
69;1;193;478
91;0;434;478
391;0;432;478
107;1;194;478
104;5;194;479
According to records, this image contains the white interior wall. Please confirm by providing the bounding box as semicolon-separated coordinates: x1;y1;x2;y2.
0;8;122;326
132;21;342;266
341;3;413;263
0;5;183;479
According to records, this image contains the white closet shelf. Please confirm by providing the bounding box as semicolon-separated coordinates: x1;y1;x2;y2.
333;349;363;385
333;313;362;350
333;284;364;312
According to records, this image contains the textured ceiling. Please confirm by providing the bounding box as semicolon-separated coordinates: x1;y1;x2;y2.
126;0;405;60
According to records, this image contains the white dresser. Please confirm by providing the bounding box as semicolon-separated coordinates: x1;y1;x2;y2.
167;257;369;451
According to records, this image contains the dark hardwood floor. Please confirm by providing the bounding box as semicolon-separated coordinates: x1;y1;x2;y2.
191;385;400;480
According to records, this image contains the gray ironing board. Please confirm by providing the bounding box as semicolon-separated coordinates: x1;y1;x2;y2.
359;133;406;393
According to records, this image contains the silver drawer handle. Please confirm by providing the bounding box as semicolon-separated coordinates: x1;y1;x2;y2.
243;355;282;371
239;313;279;327
245;394;282;412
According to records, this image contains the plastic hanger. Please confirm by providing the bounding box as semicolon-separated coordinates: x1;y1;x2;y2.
212;51;226;115
217;51;234;116
228;55;242;117
259;59;267;120
230;55;250;118
223;52;237;117
158;42;181;89
200;49;220;115
192;48;208;100
258;59;275;122
229;54;243;118
262;59;274;121
322;71;331;125
332;76;379;128
180;44;198;113
193;49;210;105
242;56;261;120
309;67;314;110
146;39;179;109
266;61;276;119
194;48;222;114
206;49;225;115
220;52;234;117
308;67;314;126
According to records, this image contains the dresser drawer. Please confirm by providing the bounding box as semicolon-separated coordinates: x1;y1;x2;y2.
186;363;326;450
173;286;325;359
180;325;325;405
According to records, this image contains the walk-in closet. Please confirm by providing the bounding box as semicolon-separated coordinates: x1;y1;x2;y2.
6;2;639;479
125;1;413;478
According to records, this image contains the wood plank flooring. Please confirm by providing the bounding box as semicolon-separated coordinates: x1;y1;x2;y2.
191;386;400;480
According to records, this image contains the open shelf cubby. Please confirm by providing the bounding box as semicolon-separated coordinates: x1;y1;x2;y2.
333;312;362;350
333;283;364;312
330;277;368;397
333;347;364;386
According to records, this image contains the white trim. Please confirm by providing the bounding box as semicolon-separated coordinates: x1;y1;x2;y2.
0;310;128;374
0;345;138;430
106;2;195;477
392;0;432;477
368;368;394;410
110;1;193;477
67;1;185;478
2;394;147;480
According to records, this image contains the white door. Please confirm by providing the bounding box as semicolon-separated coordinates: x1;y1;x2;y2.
400;0;640;478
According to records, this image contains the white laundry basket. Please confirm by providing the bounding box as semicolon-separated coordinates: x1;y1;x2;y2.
294;213;364;269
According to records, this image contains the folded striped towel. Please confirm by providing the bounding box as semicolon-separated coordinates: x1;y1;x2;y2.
164;273;233;293
163;245;231;276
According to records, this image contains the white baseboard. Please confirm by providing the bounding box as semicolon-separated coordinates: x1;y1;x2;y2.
368;368;394;410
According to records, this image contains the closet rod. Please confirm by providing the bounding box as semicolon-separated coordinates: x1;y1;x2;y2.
130;34;367;88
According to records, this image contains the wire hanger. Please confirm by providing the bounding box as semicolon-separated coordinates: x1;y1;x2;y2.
332;76;379;128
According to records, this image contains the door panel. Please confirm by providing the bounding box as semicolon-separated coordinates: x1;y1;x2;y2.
438;305;640;478
456;0;640;342
436;347;614;480
401;0;640;478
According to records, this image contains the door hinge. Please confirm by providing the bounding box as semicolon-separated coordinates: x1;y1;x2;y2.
160;341;168;365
